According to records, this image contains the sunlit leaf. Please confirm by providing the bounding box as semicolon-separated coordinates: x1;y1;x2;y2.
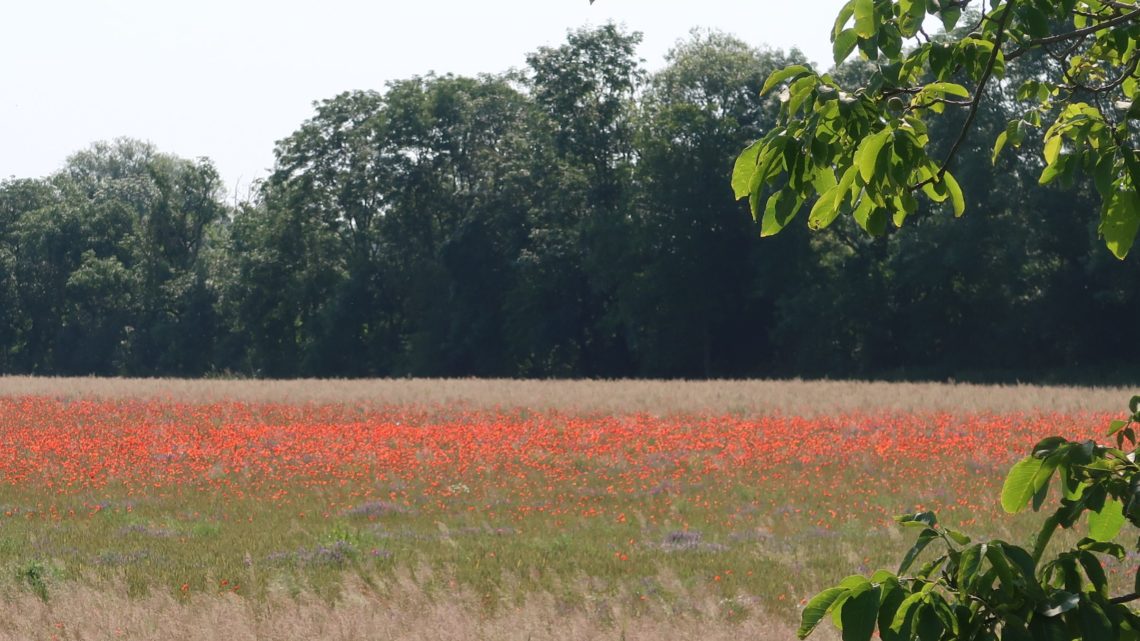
761;65;812;96
853;0;876;38
1002;456;1045;513
1088;497;1125;542
1100;189;1140;259
798;587;849;639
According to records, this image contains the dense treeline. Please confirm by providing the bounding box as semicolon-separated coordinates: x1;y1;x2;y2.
1;26;1137;382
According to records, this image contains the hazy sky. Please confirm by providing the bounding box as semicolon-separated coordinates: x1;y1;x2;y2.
2;1;845;194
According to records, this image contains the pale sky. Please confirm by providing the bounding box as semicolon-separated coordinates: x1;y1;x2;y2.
2;1;845;195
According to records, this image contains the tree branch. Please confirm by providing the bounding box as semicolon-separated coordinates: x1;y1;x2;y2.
1059;50;1140;94
1008;7;1140;61
1111;592;1140;605
1105;1;1139;13
908;98;974;112
924;0;1018;185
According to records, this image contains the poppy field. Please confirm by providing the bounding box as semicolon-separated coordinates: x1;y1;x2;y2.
0;379;1131;640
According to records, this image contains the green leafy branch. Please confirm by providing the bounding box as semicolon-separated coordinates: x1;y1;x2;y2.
733;0;1140;258
800;396;1140;641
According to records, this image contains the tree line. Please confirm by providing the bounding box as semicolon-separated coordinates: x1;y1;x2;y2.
0;25;1136;381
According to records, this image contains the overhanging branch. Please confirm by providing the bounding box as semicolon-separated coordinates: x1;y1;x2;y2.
1008;7;1140;61
912;0;1018;190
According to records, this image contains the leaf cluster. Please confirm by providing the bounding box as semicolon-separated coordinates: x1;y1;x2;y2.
734;0;1140;258
800;397;1140;640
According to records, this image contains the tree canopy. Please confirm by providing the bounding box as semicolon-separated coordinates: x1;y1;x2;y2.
0;23;1136;380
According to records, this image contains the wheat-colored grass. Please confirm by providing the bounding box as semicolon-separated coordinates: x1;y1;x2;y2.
0;376;1133;415
0;577;822;641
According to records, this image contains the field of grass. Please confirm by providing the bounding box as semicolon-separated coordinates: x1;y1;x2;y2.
0;377;1133;640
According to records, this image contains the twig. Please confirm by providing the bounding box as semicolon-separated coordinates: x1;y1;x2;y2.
929;0;1018;184
1008;7;1140;61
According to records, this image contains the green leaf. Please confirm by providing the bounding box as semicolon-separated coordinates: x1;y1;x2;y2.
928;43;953;79
852;194;877;234
992;131;1008;165
837;574;870;589
899;528;938;574
889;592;924;634
984;544;1017;585
834;29;859;65
1077;538;1126;560
1109;420;1129;437
1078;550;1109;595
925;82;970;98
855;129;892;183
957;543;986;589
869;569;897;584
798;587;849;639
833;0;856;39
1100;189;1140;259
812;168;838;194
940;5;961;31
1032;477;1050;511
943;172;965;217
898;0;926;37
895;511;938;528
877;584;906;641
914;603;944;641
1044;135;1062;165
762;65;811;96
1002;543;1038;576
1002;456;1045;513
731;141;764;200
836;165;860;205
892;192;917;227
1088;498;1125;542
840;585;880;641
1028;615;1067;641
1039;161;1064;186
853;0;876;38
915;557;946;580
944;529;971;546
1032;436;1068;457
1055;493;1091;528
920;167;948;202
1077;598;1114;641
1022;6;1050;38
761;190;804;238
787;75;818;117
809;184;844;231
878;24;902;59
1059;464;1085;501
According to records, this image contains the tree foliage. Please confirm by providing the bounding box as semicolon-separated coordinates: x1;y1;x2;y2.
733;0;1140;258
0;24;1136;379
721;1;1140;639
799;402;1140;641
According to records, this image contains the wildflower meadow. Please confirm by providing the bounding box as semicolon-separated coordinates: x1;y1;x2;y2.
0;380;1130;639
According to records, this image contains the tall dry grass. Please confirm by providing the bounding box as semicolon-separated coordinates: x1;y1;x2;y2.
0;577;818;641
0;376;1133;415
